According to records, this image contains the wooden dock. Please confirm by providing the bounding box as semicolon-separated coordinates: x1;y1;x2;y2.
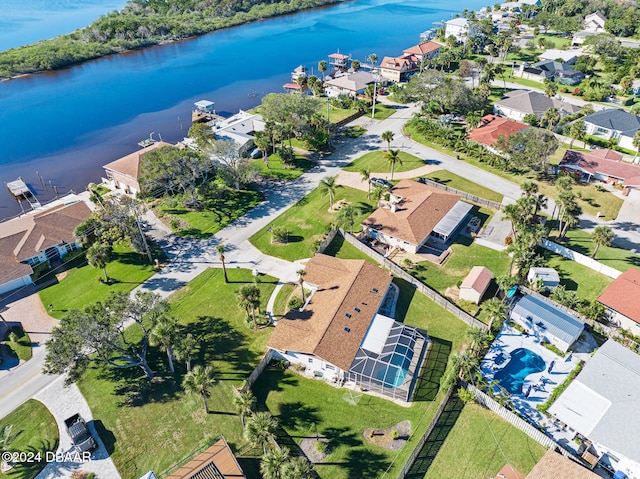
6;178;41;209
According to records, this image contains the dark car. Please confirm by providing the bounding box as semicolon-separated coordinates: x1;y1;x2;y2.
371;178;393;189
64;414;97;453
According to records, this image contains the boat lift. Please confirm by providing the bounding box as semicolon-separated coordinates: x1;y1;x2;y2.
6;177;41;210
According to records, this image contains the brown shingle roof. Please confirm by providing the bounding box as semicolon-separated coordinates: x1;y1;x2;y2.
380;55;415;71
166;437;246;479
493;464;524;479
467;115;528;146
525;450;600;479
0;233;33;284
403;41;441;56
267;254;391;371
362;179;461;246
598;268;640;324
460;266;493;293
560;149;640;183
103;141;172;180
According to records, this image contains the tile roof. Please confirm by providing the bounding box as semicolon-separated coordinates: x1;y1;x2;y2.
598;268;640;323
103;141;172;180
467;115;528;146
362;179;461;246
460;266;493;293
582;109;640;137
560;149;640;183
495;90;581;116
380;55;416;72
267;254;391;371
166;438;246;479
403;41;441;56
525;450;600;479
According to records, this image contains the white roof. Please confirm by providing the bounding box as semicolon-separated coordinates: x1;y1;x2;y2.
538;49;579;62
445;17;469;27
528;267;560;284
194;100;214;108
432;201;473;237
361;313;395;355
548;380;611;436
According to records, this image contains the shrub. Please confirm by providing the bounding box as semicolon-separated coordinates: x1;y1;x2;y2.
504;235;513;246
271;227;288;244
30;260;51;281
288;296;303;310
537;360;584;413
458;387;476;404
391;430;400;440
314;440;328;453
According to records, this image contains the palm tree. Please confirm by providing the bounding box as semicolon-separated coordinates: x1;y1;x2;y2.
360;168;371;200
149;315;179;373
381;130;394;151
319;176;340;211
87;241;112;282
337;205;361;234
318;60;327;80
483;298;507;332
543;79;558;98
371;184;385;205
260;446;290;479
0;425;19;470
542;107;560;130
465;326;489;356
569;120;586;148
175;333;197;372
501;203;526;238
238;284;261;328
520;181;538;198
182;365;216;414
366;53;378;71
216;244;228;283
234;390;256;427
296;269;307;304
282;456;314;479
245;411;278;454
385;149;402;180
591;226;614;259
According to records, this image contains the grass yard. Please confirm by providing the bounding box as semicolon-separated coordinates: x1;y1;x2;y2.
249;185;374;261
372;103;397;120
78;268;278;479
3;325;32;361
253;153;315;181
0;399;59;479
321;234;376;263
272;283;296;317
328;106;361;124
343;150;425;174
423;402;546;479
421;170;504;203
543;251;613;303
156;188;263;239
39;244;160;320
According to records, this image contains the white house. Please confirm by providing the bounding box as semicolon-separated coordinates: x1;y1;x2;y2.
324;71;375;98
597;268;640;332
537;49;580;64
583;11;607;32
444;18;480;44
209;110;266;156
581;109;640;152
459;266;493;304
493;90;581;122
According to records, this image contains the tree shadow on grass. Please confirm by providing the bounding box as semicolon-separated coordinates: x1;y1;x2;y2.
251;368;300;408
277;401;321;432
6;440;57;479
322;426;360;449
341;448;390;479
413;337;452;402
392;277;416;324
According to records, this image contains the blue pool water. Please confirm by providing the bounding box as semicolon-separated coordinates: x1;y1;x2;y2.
377;352;412;388
494;348;545;395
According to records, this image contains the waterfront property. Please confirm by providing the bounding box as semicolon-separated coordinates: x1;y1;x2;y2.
597;268;640;332
361;179;473;254
267;254;428;402
443;17;480;44
558;149;640;195
379;54;418;83
324;71;375;98
548;340;640;478
0;196;91;295
208;110;266;156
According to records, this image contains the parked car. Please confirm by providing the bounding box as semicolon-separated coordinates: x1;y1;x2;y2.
64;414;97;453
371;178;393;189
467;216;481;233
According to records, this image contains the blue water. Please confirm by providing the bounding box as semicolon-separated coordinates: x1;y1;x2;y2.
494;348;545;395
0;0;488;218
377;352;412;388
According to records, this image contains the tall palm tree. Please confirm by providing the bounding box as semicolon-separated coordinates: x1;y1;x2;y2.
520;181;538;198
384;149;402;180
217;244;228;283
591;226;614;259
366;53;378;71
360;169;371;200
149;315;179;373
245;411;279;454
569;120;586;148
318;60;327;80
260;446;290;479
0;425;18;454
465;326;489;356
282;456;314;479
234;390;256;427
337;205;361;234
238;285;261;328
182;365;216;414
87;241;112;282
319;176;340;211
175;332;197;372
483;298;507;332
296;269;307;304
381;130;394;151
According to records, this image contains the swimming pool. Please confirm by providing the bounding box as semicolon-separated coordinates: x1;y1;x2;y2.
494;348;545;395
376;353;411;388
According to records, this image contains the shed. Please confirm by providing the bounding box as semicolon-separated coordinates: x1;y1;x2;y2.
527;267;560;291
459;266;493;304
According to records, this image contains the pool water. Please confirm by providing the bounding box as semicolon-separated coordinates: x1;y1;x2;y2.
494;348;545;395
376;352;411;388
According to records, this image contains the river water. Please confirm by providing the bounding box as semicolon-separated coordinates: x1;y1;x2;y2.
0;0;486;218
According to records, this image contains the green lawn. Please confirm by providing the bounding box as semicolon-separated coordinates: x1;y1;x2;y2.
329;106;361;124
272;283;296;317
421;170;504;203
3;325;32;361
253;153;315;181
343;150;425;174
372;103;397;120
78;268;278;479
423;403;546;479
321;234;376;263
249;185;374;261
156;188;263;239
39;244;160;319
0;399;59;479
543;251;613;303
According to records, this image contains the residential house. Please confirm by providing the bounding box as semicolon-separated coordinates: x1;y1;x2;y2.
379;55;418;82
467;114;529;148
362;179;473;254
102;141;173;196
559;149;640;194
527;267;560;291
515;60;585;85
537;49;579;64
549;340;640;478
597;268;640;331
525;449;601;479
402;41;442;65
444;18;480;44
0;198;92;295
581;109;640;152
328;51;351;74
493;90;581;122
209;110;266;156
583;12;607;32
509;294;584;353
324;71;375;98
499;0;541;11
459;266;493;304
163;437;246;479
267;254;428;402
572;30;599;46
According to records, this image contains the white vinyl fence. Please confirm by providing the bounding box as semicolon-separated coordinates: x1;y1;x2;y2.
541;239;622;279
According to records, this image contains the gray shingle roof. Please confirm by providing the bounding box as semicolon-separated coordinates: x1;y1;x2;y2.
511;294;584;345
496;90;580;116
583;109;640;137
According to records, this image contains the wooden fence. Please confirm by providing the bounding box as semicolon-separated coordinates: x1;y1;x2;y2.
241;349;274;393
316;227;338;255
341;231;488;331
417;178;503;210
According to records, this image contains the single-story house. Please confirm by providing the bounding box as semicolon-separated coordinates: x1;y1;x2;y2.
0;199;92;295
524;449;601;479
500;0;540;11
538;49;579;64
325;71;375;98
361;179;473;254
402;41;442;65
467;114;529;148
527;267;560;291
267;254;428;402
509;294;584;353
379;55;418;83
515;60;585;85
549;340;640;478
559;149;640;194
581;109;640;152
102;141;173;196
444;18;480;44
209;110;266;156
493;90;581;122
460;266;493;304
163;436;246;479
597;268;640;331
572;30;599;46
584;11;607;32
